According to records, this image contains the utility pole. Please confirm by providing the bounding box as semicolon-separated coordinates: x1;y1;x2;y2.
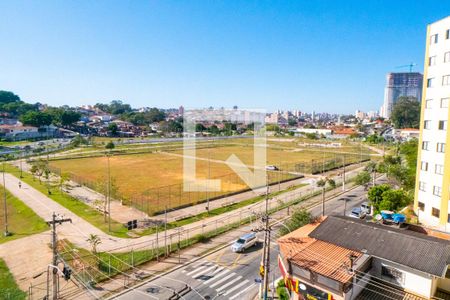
206;146;211;213
2;161;10;237
19;152;23;178
258;184;271;300
164;205;168;257
107;154;111;232
47;212;72;300
342;155;346;192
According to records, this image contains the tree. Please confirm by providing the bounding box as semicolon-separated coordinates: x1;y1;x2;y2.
71;135;88;147
105;141;115;150
368;184;391;210
20;111;52;127
365;134;384;144
279;209;313;236
86;234;102;254
0;90;20;104
30;159;49;184
354;171;371;187
317;177;336;216
378;189;410;212
108;123;118;136
391;97;421;129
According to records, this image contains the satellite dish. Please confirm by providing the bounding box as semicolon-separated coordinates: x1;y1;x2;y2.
375;214;382;221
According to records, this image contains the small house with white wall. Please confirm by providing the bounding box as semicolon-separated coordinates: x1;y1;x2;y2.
278;215;450;300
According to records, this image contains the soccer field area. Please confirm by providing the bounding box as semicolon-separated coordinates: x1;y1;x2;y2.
48;138;372;214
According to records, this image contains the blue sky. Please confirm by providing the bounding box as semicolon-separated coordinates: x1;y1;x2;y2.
0;1;449;113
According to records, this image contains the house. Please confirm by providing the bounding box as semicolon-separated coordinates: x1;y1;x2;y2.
399;128;420;140
277;215;450;300
0;125;39;141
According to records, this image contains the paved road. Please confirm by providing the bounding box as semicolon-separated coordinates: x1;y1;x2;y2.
115;176;387;300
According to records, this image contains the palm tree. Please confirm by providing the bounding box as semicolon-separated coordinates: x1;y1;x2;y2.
317;177;336;216
86;234;102;254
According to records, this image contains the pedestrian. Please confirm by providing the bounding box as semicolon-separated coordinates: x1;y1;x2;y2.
18;181;22;189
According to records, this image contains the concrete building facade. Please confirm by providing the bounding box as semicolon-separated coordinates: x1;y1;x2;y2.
382;72;423;118
415;16;450;231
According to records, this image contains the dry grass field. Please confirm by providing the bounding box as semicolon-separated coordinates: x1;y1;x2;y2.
49;140;371;214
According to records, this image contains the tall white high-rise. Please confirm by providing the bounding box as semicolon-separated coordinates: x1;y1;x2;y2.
415;16;450;230
382;72;423;118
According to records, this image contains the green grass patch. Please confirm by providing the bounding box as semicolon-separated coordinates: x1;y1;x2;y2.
0;258;26;300
4;164;131;239
0;184;48;244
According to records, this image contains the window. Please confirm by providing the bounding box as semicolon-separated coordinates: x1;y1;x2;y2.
426;99;433;108
428;78;435;88
436;164;444;175
433;186;442;197
441;98;449;108
443;75;450;86
439;120;447;130
432;207;440;218
447;29;450;39
421;161;428;171
422;141;430;150
419;202;425;211
430;34;439;44
445;52;450;63
429;56;436;66
419;181;427;191
437;143;446;153
424;120;431;129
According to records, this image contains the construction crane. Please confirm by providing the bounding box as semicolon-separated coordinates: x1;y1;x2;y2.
395;62;417;72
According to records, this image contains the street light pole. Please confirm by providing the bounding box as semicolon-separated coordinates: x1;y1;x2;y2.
107;154;111;232
2;161;10;237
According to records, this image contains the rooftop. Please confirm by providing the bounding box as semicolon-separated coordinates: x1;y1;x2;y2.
278;218;362;284
309;216;450;276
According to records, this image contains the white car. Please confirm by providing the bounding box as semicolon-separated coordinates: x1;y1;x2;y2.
231;233;257;253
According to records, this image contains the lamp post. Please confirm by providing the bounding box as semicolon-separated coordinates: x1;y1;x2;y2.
2;161;10;236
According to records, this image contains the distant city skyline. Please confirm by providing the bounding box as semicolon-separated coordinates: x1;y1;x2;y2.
1;1;450;113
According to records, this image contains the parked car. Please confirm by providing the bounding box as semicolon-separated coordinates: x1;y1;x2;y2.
266;165;279;171
348;207;366;219
231;233;257;253
361;202;372;215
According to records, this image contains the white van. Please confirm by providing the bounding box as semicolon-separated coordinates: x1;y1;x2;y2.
231;233;257;253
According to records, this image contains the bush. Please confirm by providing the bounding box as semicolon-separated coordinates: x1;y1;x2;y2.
276;280;290;300
354;171;371;186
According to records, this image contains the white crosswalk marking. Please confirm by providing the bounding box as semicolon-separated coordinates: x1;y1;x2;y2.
209;272;235;288
223;279;250;296
202;268;228;285
185;263;211;276
188;265;217;279
229;283;257;300
216;276;242;292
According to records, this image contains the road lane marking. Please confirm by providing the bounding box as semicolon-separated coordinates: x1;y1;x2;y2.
230;253;242;268
213;249;227;264
229;283;257;300
202;267;227;285
216;276;243;292
222;279;249;295
185;263;211;276
188;265;218;279
209;272;235;288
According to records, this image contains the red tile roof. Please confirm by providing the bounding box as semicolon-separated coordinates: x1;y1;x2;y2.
277;217;362;283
